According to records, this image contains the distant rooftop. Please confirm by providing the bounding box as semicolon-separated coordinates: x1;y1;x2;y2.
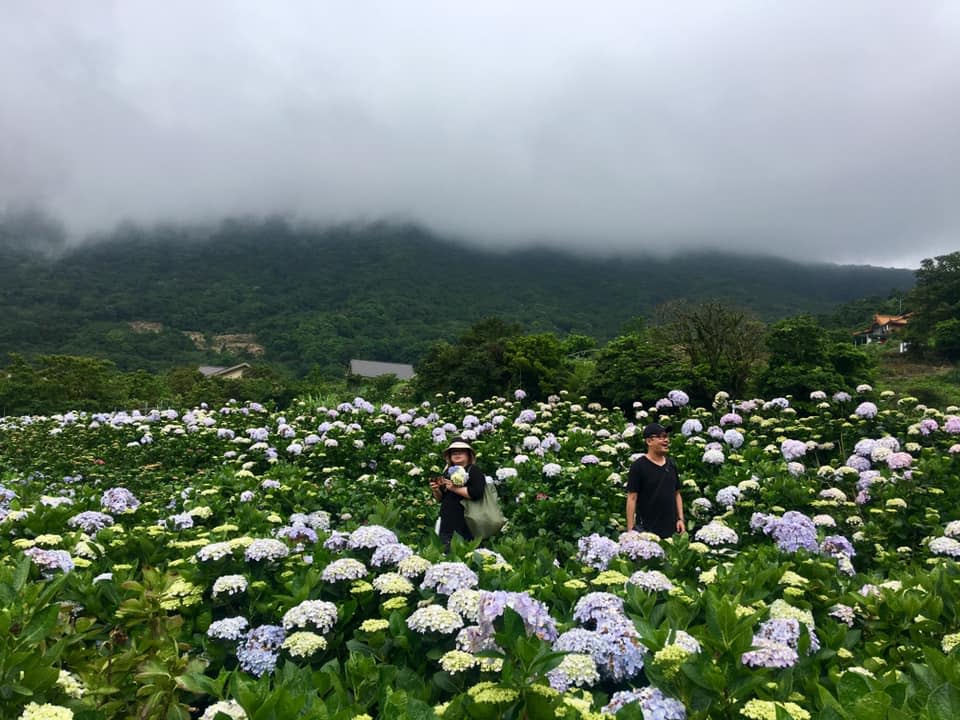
198;363;252;378
349;359;415;380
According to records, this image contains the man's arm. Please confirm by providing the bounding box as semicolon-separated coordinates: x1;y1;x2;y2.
675;490;685;534
626;492;638;532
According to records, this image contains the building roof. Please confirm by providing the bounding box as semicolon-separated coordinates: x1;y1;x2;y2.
349;359;416;380
198;363;252;377
853;312;912;336
873;313;911;326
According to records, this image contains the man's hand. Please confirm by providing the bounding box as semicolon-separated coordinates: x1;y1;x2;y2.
676;518;686;534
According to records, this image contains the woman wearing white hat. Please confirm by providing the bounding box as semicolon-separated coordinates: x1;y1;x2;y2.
430;438;486;549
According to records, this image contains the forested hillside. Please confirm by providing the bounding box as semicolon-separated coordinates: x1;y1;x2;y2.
0;218;914;376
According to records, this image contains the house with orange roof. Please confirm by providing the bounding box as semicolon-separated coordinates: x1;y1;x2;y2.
853;313;912;350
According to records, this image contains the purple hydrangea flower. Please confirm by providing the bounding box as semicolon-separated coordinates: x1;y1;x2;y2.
67;511;115;533
855;402;878;419
602;687;686;719
421;562;478;595
348;525;399;550
854;438;876;457
101;488;141;513
723;429;744;449
207;616;249;641
323;531;351;552
715;485;741;508
753;511;820;554
919;418;939;435
478;590;558;642
516;409;537;424
780;439;807;461
667;390;689;407
742;640;799;668
572;592;624;624
577;534;620;570
821;535;855;558
24;547;74;575
887;452;913;470
276;524;318;545
371;542;414;567
701;448;725;465
618;532;665;561
845;454;871;472
236;625;285;677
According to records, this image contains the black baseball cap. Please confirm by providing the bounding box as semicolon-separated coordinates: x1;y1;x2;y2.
642;422;671;438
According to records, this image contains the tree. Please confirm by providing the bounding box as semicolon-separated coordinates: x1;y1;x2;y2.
503;333;571;400
754;315;874;397
931;318;960;362
655;301;766;398
906;252;960;358
413;318;522;399
586;332;691;412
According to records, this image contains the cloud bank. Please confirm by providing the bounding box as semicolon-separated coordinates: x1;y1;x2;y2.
2;1;959;267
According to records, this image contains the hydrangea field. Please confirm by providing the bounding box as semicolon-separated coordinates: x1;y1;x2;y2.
2;387;960;720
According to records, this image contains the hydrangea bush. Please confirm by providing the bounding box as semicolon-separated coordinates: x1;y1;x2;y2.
0;389;959;718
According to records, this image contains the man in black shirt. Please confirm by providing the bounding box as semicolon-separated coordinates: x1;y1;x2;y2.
625;423;686;538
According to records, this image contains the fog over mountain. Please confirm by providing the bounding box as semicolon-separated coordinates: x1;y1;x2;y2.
2;2;959;268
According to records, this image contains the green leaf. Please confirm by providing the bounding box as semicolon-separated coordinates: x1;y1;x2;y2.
432;670;459;695
838;671;872;707
850;691;892;720
17;605;59;647
12;557;30;593
927;683;960;720
403;696;437;720
175;672;220;697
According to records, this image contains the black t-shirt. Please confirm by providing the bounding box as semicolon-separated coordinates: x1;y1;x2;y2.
626;455;680;538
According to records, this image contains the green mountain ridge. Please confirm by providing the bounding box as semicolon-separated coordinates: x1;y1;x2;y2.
0;219;914;376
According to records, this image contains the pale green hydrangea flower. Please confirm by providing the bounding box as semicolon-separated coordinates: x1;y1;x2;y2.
942;633;960;654
359;619;390;633
381;596;408;612
467;681;519;704
55;670;84;699
282;631;327;658
19;704;74;720
439;650;479;674
740;698;810;720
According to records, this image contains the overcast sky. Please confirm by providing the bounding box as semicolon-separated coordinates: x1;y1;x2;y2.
2;2;958;268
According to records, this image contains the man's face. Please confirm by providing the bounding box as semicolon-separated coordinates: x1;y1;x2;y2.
646;433;670;451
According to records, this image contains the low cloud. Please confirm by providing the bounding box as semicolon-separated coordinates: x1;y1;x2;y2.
2;2;958;267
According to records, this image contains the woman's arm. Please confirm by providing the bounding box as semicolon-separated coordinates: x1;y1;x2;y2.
441;466;485;499
465;465;486;500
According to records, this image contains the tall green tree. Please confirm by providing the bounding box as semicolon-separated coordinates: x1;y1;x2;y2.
754;315;874;397
503;333;571;400
586;331;691;411
413;318;522;399
906;251;960;358
655;301;767;398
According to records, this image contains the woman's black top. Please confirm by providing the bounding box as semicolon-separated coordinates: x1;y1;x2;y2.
439;464;486;542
